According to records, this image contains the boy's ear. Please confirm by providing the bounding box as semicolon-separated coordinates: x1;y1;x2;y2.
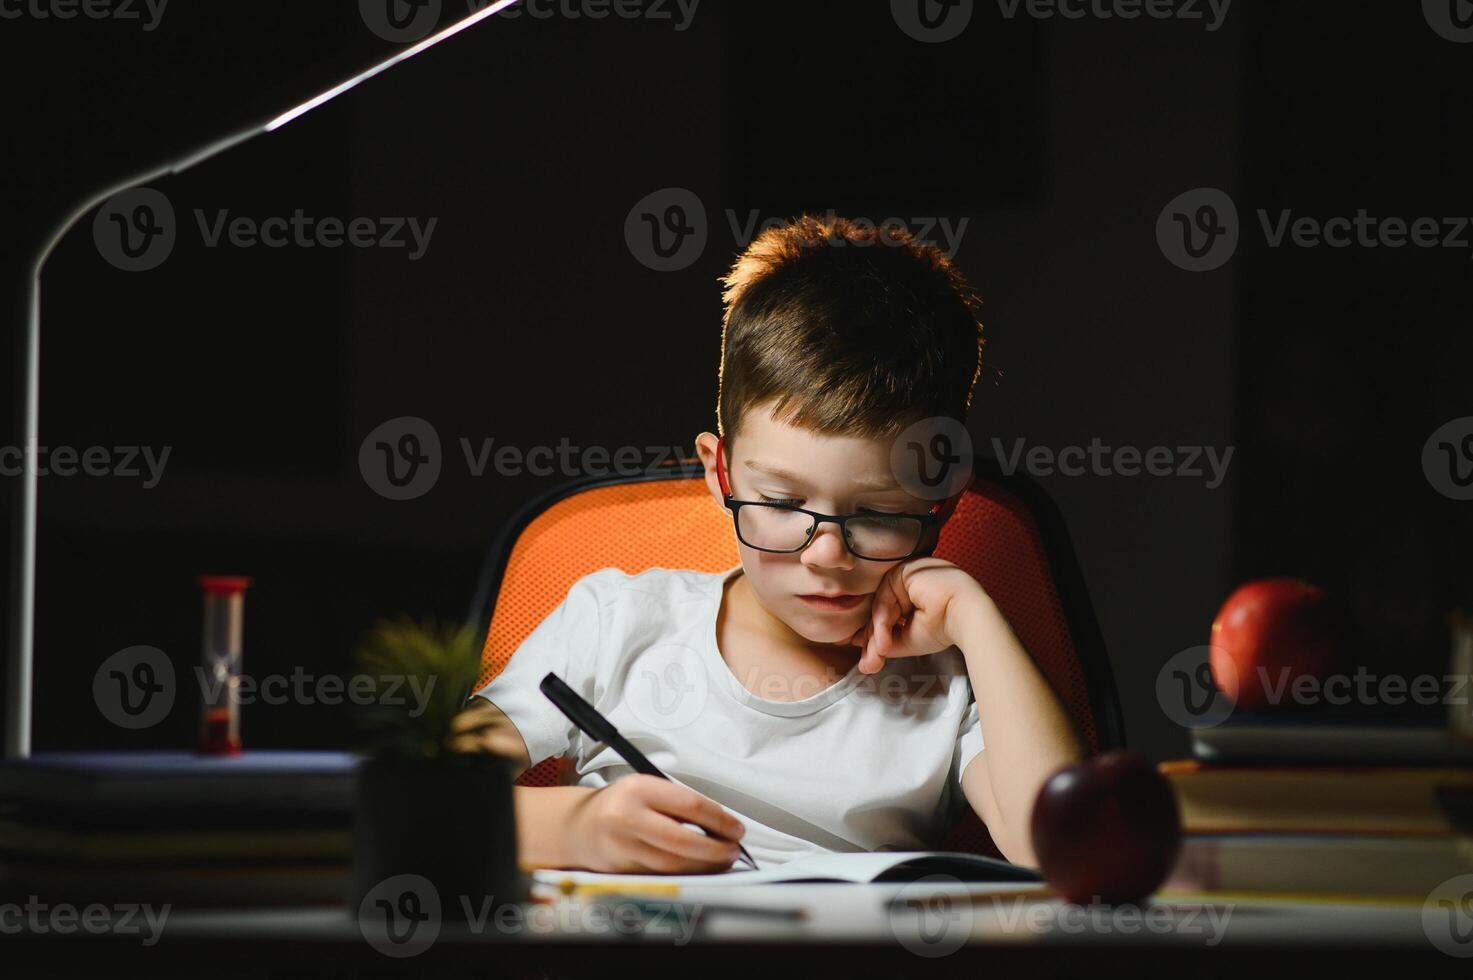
693;432;727;509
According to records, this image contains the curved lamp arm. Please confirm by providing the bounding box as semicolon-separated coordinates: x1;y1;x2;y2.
6;0;521;758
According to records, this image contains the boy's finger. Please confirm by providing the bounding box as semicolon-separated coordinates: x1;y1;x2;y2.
882;571;909;626
445;733;482;754
891;568;917;619
630;829;736;873
857;614;873;661
449;704;496;734
873;592;895;658
649;781;747;842
450;703;521;737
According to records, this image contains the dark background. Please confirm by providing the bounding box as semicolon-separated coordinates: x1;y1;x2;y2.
0;1;1468;761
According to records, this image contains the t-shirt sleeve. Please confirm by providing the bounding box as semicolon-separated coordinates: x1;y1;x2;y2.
950;693;985;791
470;570;609;768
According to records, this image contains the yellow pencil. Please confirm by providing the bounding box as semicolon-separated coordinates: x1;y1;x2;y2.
557;878;684;898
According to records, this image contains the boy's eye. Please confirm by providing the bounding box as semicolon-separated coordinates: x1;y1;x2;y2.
757;494;902;516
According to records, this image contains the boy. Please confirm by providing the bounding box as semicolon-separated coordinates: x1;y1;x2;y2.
449;214;1085;872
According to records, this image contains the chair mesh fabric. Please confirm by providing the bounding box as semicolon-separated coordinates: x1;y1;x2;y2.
478;474;1101;859
929;475;1097;857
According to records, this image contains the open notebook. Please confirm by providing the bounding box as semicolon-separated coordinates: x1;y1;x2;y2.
532;849;1046;889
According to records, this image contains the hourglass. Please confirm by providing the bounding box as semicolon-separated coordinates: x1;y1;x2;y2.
198;575;252;755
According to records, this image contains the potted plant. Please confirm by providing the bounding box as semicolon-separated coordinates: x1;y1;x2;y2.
350;616;526;920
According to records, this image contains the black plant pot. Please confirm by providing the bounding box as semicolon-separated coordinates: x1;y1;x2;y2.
352;753;527;921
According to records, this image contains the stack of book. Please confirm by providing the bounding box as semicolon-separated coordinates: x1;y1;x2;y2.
1158;710;1473;900
0;751;358;907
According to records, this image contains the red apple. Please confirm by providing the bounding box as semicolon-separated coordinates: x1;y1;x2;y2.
1029;750;1182;905
1210;577;1340;712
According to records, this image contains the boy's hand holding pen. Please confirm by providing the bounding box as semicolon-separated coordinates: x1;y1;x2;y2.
539;671;759;872
445;673;757;873
563;770;754;874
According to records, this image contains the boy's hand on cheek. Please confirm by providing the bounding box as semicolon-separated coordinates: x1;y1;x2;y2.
846;558;986;673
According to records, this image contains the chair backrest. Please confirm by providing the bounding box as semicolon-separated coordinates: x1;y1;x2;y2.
469;458;1124;857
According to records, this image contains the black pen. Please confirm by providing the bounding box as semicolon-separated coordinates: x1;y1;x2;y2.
539;670;759;871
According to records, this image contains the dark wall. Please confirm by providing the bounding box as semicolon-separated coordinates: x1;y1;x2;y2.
1;1;1468;761
1236;3;1473;674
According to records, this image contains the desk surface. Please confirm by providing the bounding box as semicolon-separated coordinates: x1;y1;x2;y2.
4;881;1468;977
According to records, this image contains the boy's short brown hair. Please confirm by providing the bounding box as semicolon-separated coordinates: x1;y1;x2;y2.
716;213;984;445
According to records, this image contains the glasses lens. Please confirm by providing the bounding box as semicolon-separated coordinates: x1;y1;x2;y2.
846;514;925;560
736;504;815;552
736;505;924;559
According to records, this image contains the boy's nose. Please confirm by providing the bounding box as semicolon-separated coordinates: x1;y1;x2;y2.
801;522;854;568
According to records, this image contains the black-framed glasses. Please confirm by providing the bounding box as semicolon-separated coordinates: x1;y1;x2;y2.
728;498;936;561
714;435;951;562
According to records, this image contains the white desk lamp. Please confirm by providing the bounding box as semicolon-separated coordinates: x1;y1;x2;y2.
5;0;521;759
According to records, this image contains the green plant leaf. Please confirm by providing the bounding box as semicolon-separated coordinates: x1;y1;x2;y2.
350;615;482;760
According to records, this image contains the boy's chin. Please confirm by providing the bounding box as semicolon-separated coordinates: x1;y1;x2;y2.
788;611;866;646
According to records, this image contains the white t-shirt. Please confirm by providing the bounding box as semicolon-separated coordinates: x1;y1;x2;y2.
474;564;985;867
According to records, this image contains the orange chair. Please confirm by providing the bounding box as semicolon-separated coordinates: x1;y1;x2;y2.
467;456;1124;859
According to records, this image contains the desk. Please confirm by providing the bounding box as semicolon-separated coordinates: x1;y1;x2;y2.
2;882;1466;978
